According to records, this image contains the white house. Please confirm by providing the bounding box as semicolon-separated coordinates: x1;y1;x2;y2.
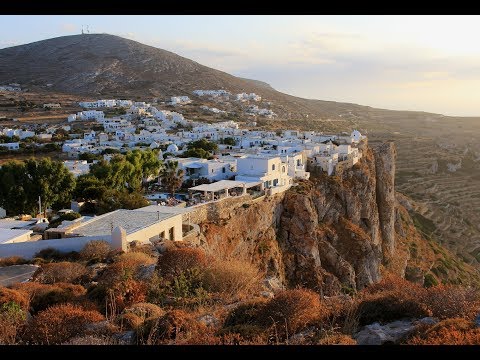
0;142;19;150
77;110;105;121
173;157;236;182
63;160;92;177
169;96;192;105
281;152;310;180
235;155;292;192
351;130;365;143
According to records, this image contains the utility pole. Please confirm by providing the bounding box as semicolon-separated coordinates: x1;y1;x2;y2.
38;196;42;218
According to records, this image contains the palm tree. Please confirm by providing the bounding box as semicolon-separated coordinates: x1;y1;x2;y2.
159;160;184;197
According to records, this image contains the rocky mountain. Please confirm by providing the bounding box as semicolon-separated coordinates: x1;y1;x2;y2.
193;141;479;295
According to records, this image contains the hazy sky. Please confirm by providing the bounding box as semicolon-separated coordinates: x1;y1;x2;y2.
1;15;479;116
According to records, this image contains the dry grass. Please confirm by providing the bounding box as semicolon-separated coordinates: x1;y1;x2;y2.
24;303;104;345
407;318;480;345
136;309;206;344
12;282;87;313
80;240;111;262
422;284;480;320
0;301;27;344
38;261;87;284
259;289;324;336
202;258;262;301
157;248;207;280
0;286;29;311
115;252;156;271
317;333;357;345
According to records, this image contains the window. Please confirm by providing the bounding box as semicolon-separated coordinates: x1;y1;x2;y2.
272;164;275;171
160;231;165;239
282;166;285;173
169;227;174;241
222;167;226;173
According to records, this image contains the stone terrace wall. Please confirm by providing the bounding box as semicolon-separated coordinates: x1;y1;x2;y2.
184;194;255;224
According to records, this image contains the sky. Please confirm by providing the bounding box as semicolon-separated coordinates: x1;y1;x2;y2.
1;15;479;116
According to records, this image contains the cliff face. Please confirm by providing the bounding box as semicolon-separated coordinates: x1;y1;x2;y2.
196;141;453;295
373;142;397;259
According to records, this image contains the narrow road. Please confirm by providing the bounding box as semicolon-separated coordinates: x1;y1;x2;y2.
0;264;39;286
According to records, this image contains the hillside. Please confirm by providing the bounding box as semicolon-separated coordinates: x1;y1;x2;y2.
0;33;431;122
2;34;480;268
1;142;479;345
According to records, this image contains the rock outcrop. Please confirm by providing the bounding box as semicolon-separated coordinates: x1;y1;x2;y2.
373;142;397;260
196;141;422;295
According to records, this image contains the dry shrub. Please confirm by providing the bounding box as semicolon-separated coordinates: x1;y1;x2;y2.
0;301;27;344
224;299;268;328
0;256;29;267
80;240;111;262
34;248;80;262
259;289;324;336
318;333;357;345
124;302;164;320
108;279;148;313
0;287;29;311
355;291;430;326
130;243;158;257
422;284;480;320
202;259;262;300
116;303;164;332
222;299;269;341
362;273;420;295
64;335;118;345
355;273;430;326
38;261;87;284
13;282;86;313
116;312;144;330
88;262;149;314
157;248;207;279
115;252;156;271
358;275;479;325
25;303;105;344
136;309;205;344
407;318;480;345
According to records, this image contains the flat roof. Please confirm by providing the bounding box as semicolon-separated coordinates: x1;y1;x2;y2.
0;229;33;244
134;205;191;215
0;219;36;230
189;180;261;193
70;209;178;237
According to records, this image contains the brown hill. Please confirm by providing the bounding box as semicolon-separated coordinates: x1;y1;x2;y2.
0;33;406;121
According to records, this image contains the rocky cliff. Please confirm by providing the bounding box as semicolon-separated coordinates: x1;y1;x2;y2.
193;141;479;296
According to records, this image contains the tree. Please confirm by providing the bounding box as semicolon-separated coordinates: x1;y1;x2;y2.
221;137;236;146
187;139;218;153
181;148;210;159
159;161;184;197
0;159;76;216
89;149;161;191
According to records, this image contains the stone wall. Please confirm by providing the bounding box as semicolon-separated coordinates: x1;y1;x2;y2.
183;194;254;224
0;235;111;259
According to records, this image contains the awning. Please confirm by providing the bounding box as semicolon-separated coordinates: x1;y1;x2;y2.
189;180;261;193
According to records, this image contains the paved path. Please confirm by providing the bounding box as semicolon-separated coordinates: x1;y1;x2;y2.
0;264;39;286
